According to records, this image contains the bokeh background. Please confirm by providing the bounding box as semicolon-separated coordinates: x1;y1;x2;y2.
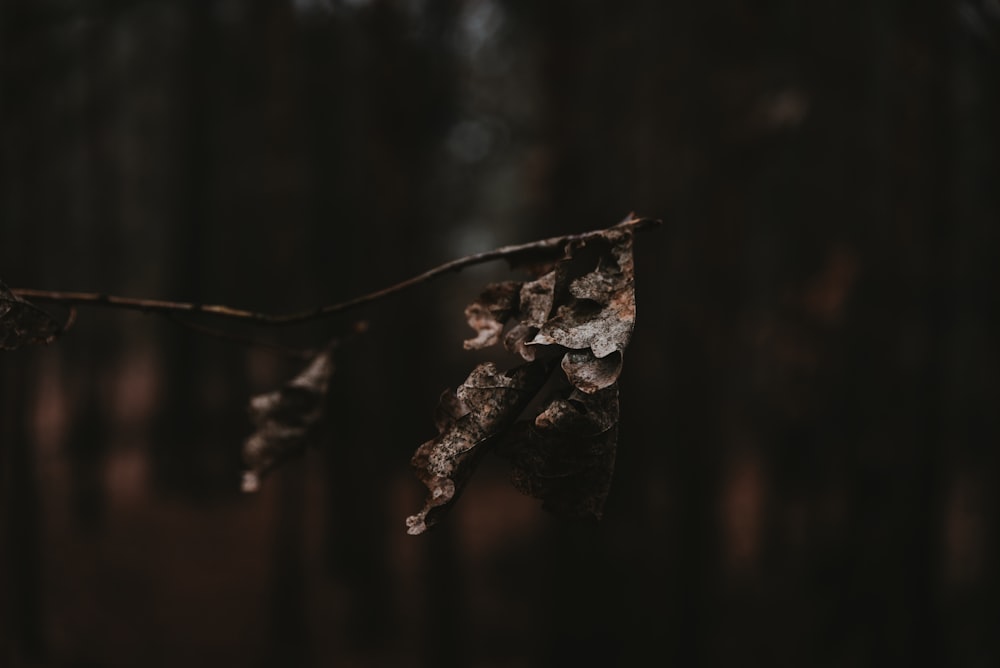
2;1;998;666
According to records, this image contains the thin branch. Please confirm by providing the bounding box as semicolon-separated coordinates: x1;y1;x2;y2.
11;215;660;327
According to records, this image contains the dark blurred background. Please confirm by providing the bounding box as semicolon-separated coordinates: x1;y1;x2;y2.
2;1;998;666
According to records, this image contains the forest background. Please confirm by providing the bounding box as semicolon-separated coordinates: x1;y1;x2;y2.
2;1;998;666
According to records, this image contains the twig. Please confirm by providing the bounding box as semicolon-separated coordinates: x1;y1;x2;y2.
11;215;660;327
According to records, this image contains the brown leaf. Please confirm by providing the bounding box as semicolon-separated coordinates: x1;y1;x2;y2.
459;226;636;392
241;344;335;492
0;280;63;350
406;361;551;535
463;281;520;350
505;384;620;521
412;216;647;533
517;269;560;329
502;270;559;361
529;226;636;378
560;349;623;394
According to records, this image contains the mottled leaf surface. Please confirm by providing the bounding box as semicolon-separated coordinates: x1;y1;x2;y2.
242;344;335;492
407;361;550;535
0;280;63;350
559;349;623;394
529;226;636;379
463;281;520;350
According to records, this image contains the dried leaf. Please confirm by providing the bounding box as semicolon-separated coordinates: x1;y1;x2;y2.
502;322;538;361
517;270;559;328
506;384;619;521
460;226;636;391
529;226;636;365
502;270;559;361
463;281;520;350
0;280;63;350
406;361;550;535
409;216;648;533
560;349;623;394
242;344;335;492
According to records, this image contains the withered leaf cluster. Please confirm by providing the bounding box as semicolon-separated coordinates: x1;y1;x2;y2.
407;222;638;534
0;280;63;351
241;343;335;492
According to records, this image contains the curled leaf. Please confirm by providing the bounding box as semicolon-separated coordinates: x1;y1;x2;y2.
529;226;636;363
459;225;636;392
0;280;63;350
506;384;620;521
463;281;520;350
502;270;559;361
560;349;623;394
242;344;335;492
410;215;649;533
517;270;559;328
406;361;551;535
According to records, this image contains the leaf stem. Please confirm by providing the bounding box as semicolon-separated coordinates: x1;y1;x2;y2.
10;215;660;327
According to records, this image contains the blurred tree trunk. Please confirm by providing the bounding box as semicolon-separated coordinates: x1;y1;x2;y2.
297;2;463;662
152;0;218;496
942;5;1000;663
2;5;51;663
63;9;120;531
1;360;45;665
